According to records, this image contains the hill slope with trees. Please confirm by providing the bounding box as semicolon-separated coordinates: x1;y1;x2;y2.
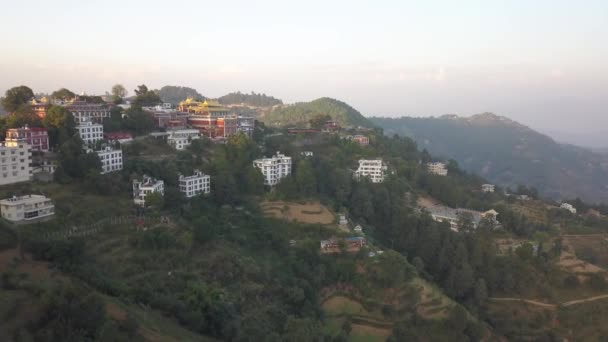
218;91;282;107
262;97;374;128
371;113;608;203
154;86;205;105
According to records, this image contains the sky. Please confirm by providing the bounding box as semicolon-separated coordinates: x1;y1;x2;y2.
1;0;607;146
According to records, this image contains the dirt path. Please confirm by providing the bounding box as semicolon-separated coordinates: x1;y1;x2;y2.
563;294;608;306
490;294;608;309
489;298;556;309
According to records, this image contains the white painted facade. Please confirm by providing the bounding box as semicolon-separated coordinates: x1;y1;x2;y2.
481;184;495;193
0;143;32;186
0;195;54;223
427;162;448;176
354;159;387;183
167;129;201;150
132;175;164;207
560;203;577;214
253;152;292;186
77;120;104;146
95;147;123;174
178;170;210;198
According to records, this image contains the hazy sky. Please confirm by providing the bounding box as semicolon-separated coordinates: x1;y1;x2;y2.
1;0;607;144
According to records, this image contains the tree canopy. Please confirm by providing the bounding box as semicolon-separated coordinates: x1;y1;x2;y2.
2;85;34;113
155;85;205;105
218;91;282;107
132;84;161;107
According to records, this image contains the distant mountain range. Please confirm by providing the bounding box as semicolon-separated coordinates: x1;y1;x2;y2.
371;113;608;203
262;97;374;128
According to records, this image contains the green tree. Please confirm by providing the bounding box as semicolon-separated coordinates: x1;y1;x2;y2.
111;84;127;103
2;86;34;113
309;113;332;129
122;106;155;135
50;88;76;101
133;84;161;107
474;278;488;307
295;159;317;196
145;192;165;209
5;107;42;128
44;105;76;148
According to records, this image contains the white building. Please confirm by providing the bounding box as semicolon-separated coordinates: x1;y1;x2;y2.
301;151;314;157
427;162;448;176
560;203;577;214
167;129;201;150
0;143;32;186
253;151;292;186
95;147;123;174
132;175;164;207
354;159;387;183
76;120;104;146
481;184;495;193
178;170;210;198
0;195;54;223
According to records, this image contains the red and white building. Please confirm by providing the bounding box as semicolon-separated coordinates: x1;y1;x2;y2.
5;126;49;152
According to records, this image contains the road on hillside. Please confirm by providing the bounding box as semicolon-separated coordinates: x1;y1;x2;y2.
489;294;608;309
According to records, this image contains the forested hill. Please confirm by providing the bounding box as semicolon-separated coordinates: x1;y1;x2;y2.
154;85;205;105
371;113;608;203
262;97;374;128
218;91;283;107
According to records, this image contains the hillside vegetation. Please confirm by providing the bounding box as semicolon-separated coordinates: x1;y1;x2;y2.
262;97;374;128
371;113;608;203
155;85;205;105
218;91;282;107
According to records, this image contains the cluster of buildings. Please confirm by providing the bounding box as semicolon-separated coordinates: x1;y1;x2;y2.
149;98;256;139
132;170;212;207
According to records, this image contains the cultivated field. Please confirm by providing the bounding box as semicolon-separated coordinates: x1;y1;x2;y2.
260;200;335;225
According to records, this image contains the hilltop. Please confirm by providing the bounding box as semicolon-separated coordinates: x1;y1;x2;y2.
371;113;608;203
218;91;282;107
262;97;374;128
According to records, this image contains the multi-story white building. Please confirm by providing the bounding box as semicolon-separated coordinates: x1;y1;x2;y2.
560;203;577;214
0;143;32;186
354;159;387;183
0;195;54;223
76;120;104;146
178;170;210;198
427;162;448;176
481;184;495;193
253;152;292;186
167;129;201;150
95;147;123;174
132;175;164;207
